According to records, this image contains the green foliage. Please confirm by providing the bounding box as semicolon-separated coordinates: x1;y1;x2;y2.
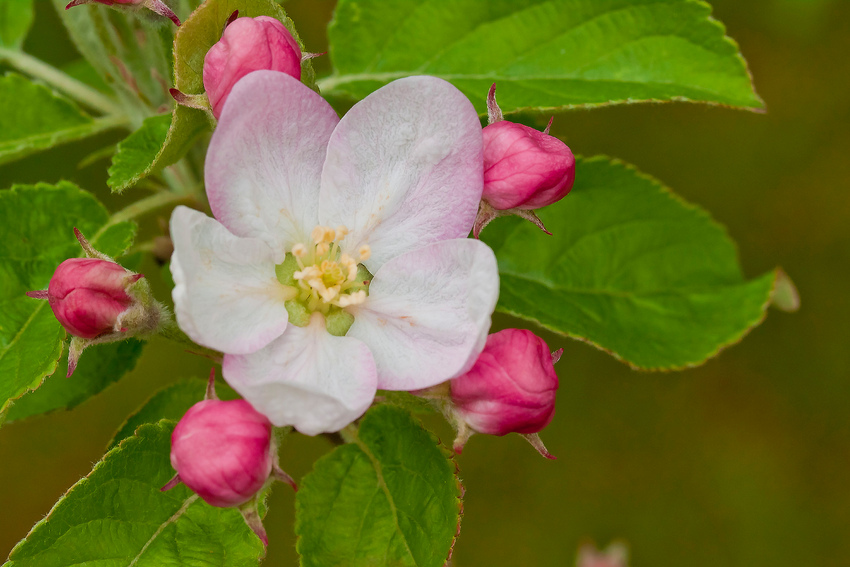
0;182;136;417
0;73;124;165
61;59;111;94
52;0;175;119
109;377;240;449
108;113;172;192
6;340;144;422
296;405;461;567
0;0;33;48
376;390;438;415
3;421;266;566
324;0;763;113
482;156;777;370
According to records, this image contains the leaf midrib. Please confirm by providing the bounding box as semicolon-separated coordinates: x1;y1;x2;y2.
0;301;53;409
350;432;418;565
127;494;200;567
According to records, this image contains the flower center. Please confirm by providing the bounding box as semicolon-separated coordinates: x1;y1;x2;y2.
275;225;372;336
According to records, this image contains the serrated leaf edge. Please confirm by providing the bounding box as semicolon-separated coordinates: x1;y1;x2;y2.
322;0;764;113
493;155;779;371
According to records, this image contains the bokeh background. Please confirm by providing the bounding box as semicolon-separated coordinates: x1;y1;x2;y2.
1;0;848;565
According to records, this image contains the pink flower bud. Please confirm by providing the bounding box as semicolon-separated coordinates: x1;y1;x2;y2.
203;16;302;119
40;258;138;339
26;229;165;377
452;329;558;436
577;543;629;567
482;120;576;210
169;398;274;508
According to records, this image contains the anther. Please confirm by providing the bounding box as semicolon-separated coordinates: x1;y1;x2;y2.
358;245;371;261
292;243;307;258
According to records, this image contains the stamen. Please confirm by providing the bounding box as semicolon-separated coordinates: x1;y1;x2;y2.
283;224;371;322
336;290;366;307
358;245;371;261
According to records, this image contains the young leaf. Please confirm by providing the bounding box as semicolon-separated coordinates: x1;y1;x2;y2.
107;113;172;192
323;0;763;113
5;340;144;422
0;182;136;417
296;404;462;567
481;156;779;370
109;377;240;449
3;421;266;567
0;0;34;48
51;0;176;116
0;73;126;165
61;58;111;94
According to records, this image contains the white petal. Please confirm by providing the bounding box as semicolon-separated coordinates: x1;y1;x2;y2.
222;313;377;435
206;71;339;258
170;206;290;355
319;76;484;271
347;239;499;390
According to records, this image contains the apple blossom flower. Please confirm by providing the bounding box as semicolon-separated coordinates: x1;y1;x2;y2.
65;0;181;26
576;542;629;567
203;16;302;119
170;71;499;435
26;228;165;377
473;84;575;237
163;371;295;546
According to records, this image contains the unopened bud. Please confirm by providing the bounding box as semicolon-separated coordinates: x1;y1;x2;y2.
203;16;301;119
449;328;560;458
576;542;630;567
163;372;296;546
26;229;165;377
482;120;575;210
40;258;138;339
169;398;274;507
473;84;576;238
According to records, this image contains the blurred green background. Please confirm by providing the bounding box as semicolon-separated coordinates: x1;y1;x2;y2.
2;0;848;565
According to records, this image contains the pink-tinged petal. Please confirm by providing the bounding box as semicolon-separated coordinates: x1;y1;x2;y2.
319;76;483;271
222;313;377;435
170;206;290;354
347;239;499;390
205;71;339;258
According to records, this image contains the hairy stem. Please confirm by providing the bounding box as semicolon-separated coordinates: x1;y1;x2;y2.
109;191;195;226
0;47;123;116
159;322;223;363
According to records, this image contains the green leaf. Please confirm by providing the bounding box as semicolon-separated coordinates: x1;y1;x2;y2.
109;377;240;450
52;0;176;118
481;156;778;370
0;0;34;48
6;340;144;422
107;113;172;192
296;405;461;567
0;182;137;417
322;0;763;113
3;421;266;567
61;58;111;94
376;390;438;415
0;73;126;165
